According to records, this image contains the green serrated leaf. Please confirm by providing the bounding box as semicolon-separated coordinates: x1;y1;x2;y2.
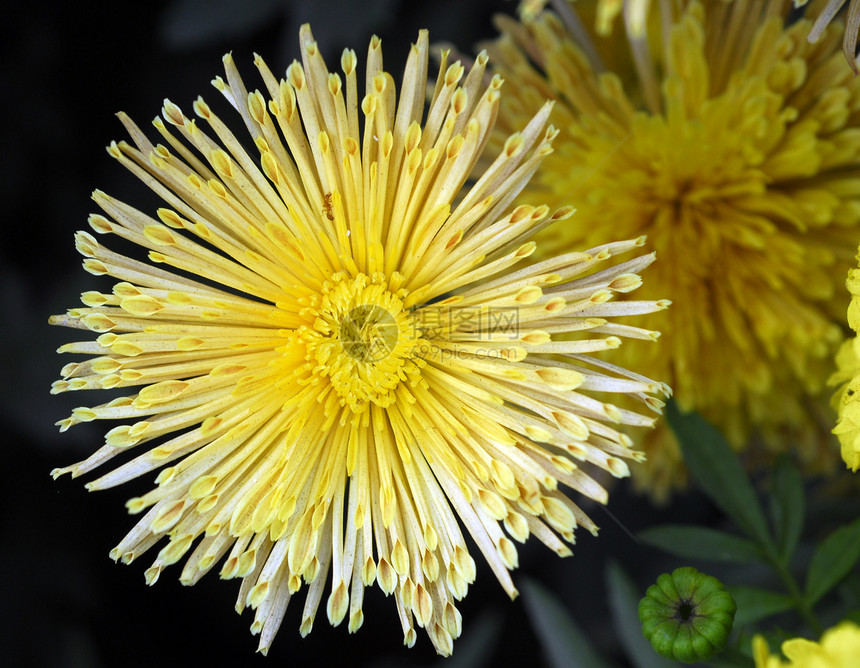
726;585;795;626
605;561;676;668
769;456;805;564
520;577;613;668
666;402;772;549
805;517;860;606
638;525;764;564
838;572;860;609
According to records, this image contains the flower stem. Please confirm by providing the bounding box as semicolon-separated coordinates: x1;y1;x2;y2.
765;549;824;636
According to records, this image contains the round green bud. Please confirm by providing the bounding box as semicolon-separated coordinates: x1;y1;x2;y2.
639;566;737;663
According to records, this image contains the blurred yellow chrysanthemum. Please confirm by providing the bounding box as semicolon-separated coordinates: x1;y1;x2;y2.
50;25;669;655
753;621;860;667
829;243;860;471
488;0;860;498
521;1;860;69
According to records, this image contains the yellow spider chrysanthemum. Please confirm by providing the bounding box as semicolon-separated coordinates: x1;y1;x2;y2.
829;243;860;471
488;0;860;498
753;621;860;667
50;25;669;655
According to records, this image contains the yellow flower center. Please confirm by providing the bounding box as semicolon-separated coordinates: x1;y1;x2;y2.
300;273;425;411
340;304;399;363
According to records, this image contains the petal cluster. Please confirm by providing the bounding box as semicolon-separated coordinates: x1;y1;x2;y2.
754;621;860;668
51;25;668;655
525;0;860;71
487;0;860;497
830;244;860;471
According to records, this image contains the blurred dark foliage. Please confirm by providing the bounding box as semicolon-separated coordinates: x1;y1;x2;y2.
2;1;727;666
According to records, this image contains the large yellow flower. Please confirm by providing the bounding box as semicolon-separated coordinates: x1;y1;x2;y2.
50;25;669;655
830;243;860;471
488;0;860;498
754;621;860;667
520;1;860;71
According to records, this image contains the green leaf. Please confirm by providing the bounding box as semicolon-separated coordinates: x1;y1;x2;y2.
605;561;676;668
638;525;764;564
666;402;772;548
726;585;794;626
769;456;805;563
520;577;614;668
805;517;860;606
838;572;860;609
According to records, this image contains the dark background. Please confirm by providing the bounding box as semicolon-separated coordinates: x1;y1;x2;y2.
2;1;724;666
